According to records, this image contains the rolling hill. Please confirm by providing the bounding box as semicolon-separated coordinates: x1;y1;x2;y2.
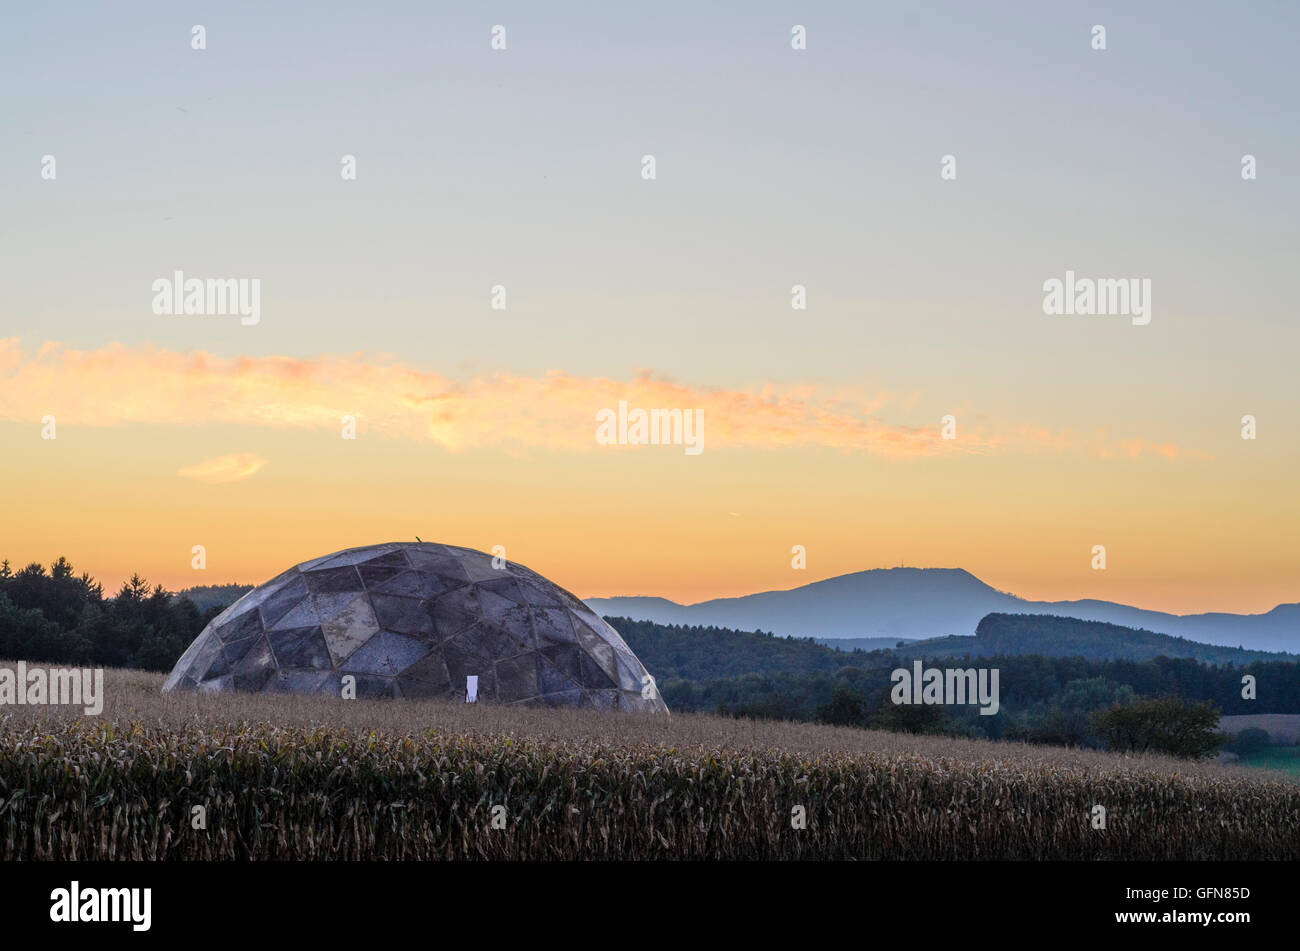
906;613;1295;663
585;567;1300;653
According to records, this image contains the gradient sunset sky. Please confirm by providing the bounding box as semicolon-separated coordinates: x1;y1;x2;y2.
2;2;1297;615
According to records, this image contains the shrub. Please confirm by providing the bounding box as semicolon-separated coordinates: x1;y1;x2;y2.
1228;727;1271;755
1090;695;1224;759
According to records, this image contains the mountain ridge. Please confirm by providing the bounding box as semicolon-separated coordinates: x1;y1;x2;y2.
585;567;1299;653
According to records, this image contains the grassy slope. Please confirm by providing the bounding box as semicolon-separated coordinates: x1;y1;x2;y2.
1237;747;1300;776
1219;713;1300;743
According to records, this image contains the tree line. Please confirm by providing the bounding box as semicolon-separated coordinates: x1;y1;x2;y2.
0;557;216;671
613;617;1299;758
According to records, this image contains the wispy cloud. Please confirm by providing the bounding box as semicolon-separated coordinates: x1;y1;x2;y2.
0;339;1204;460
0;339;961;456
177;452;267;483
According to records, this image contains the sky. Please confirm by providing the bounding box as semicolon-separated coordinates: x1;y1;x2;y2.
2;1;1297;614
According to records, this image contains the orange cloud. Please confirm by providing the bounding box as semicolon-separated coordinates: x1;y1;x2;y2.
0;339;970;457
0;339;1204;461
1113;438;1201;461
176;452;268;483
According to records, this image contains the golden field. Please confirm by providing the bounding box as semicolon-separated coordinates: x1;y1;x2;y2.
1;669;1296;860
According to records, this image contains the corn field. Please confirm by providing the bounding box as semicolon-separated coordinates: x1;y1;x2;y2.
2;713;1297;860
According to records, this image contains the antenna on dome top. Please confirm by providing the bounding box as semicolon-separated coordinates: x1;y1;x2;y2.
415;535;422;542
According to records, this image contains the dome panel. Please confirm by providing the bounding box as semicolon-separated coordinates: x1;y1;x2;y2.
340;630;431;677
162;541;668;713
258;576;309;628
217;608;264;644
321;593;379;663
267;625;333;670
369;594;434;637
396;650;453;695
303;565;365;594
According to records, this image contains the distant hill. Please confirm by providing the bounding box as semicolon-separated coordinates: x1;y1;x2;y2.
586;567;1300;653
174;584;253;613
610;613;1293;683
608;614;1300;728
907;613;1295;664
606;616;872;682
819;636;918;652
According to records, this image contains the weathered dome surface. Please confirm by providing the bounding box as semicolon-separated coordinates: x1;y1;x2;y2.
162;542;668;713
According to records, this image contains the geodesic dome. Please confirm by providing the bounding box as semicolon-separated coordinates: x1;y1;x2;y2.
162;542;668;713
